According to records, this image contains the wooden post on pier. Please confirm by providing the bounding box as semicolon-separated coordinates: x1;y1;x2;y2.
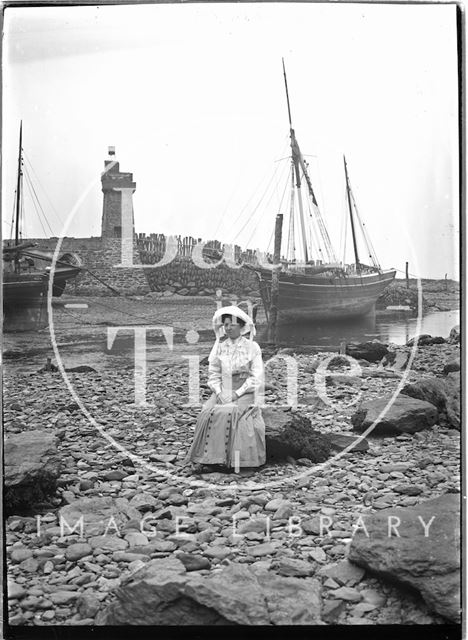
405;262;409;289
445;273;448;291
268;214;283;343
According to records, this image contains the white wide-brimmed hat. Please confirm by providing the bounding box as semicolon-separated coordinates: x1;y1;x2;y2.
212;305;256;337
209;305;256;362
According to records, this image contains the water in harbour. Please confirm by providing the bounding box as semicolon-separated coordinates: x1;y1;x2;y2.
101;309;459;359
257;309;459;349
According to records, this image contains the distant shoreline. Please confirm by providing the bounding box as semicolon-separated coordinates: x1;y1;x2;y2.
388;278;459;313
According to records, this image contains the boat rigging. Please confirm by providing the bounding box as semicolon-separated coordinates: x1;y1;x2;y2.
2;123;117;331
247;61;396;322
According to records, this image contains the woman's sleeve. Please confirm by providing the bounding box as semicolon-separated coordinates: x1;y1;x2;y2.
235;343;264;397
207;355;222;396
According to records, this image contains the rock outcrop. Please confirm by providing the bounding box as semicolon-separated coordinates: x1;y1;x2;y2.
443;358;460;375
4;431;61;513
407;335;446;347
444;372;461;430
97;559;322;625
448;325;460;344
401;373;460;430
351;396;438;435
348;494;461;622
345;341;389;363
263;409;332;463
59;497;136;536
380;350;410;372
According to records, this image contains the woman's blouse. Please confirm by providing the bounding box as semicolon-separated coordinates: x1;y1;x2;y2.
207;336;264;398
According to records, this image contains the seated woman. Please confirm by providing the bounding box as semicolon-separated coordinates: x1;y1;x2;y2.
188;305;266;472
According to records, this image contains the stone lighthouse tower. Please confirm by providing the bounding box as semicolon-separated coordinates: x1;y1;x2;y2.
98;147;150;294
101;146;136;239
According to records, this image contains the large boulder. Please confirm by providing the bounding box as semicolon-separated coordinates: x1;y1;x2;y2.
4;430;61;513
380;350;410;372
348;494;460;622
448;325;460;344
445;372;461;430
97;559;322;625
263;410;368;458
59;496;136;536
401;374;460;430
400;378;448;414
345;341;389;363
351;395;438;435
263;409;332;463
443;358;460;375
406;334;446;347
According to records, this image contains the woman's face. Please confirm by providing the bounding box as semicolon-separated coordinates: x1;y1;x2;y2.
223;317;242;340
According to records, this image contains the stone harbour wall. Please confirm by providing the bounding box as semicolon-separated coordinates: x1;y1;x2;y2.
10;237;149;296
144;256;260;298
9;236;260;297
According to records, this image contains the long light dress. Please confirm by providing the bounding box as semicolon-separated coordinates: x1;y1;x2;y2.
189;336;266;468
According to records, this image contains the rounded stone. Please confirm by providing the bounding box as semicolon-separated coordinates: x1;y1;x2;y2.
79;480;95;491
8;582;26;600
124;532;149;547
176;553;211;571
10;547;33;563
65;543;93;561
88;536;128;551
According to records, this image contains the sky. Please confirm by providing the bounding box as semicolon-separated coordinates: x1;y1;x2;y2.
2;2;459;279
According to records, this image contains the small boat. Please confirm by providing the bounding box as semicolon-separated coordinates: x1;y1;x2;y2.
3;123;82;331
250;62;396;323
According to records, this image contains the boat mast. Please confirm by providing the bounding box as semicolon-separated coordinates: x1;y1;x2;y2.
286;164;296;262
268;213;283;343
343;155;360;273
283;59;309;264
14;121;23;273
15;122;23;246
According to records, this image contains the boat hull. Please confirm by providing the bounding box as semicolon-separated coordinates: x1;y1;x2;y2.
2;265;80;331
256;268;396;321
3;273;48;331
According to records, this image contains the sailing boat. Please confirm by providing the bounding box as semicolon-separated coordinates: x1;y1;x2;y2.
3;123;82;331
250;62;396;322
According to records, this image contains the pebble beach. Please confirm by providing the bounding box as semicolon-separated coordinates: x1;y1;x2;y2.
4;293;461;627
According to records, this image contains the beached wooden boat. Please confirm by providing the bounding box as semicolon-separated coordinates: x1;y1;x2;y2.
255;266;396;322
3;123;82;331
250;62;396;323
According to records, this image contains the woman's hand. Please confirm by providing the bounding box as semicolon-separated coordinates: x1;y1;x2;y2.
216;391;230;404
216;390;237;404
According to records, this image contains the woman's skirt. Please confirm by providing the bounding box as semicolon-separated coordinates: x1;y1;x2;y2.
188;390;266;468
